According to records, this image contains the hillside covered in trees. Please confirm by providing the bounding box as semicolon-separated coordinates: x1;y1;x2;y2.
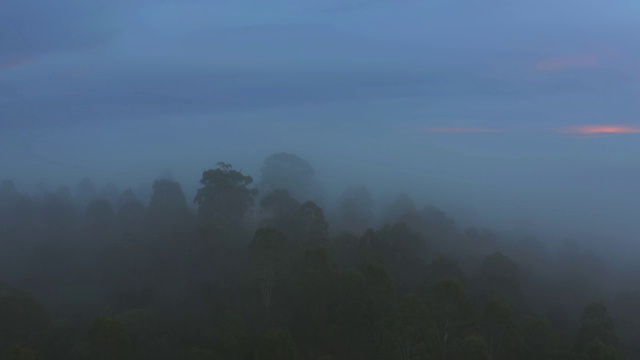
0;152;637;360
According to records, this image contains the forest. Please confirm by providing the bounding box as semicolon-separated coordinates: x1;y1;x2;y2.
0;152;638;360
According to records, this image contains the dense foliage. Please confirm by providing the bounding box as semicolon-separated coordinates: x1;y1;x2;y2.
0;156;636;360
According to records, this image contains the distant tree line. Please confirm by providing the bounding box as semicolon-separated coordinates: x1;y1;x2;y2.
0;152;637;359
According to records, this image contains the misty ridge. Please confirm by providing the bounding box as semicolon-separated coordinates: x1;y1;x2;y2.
1;151;639;360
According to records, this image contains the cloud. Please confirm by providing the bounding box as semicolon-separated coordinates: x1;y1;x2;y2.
0;0;132;65
0;57;37;70
536;55;599;72
0;21;553;129
424;127;505;134
1;52;575;132
2;3;639;135
320;0;393;14
559;125;640;135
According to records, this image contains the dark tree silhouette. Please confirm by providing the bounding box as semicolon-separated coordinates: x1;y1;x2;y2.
194;162;257;235
260;152;315;201
339;186;374;233
76;177;97;207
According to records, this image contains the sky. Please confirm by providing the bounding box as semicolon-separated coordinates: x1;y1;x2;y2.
1;0;640;246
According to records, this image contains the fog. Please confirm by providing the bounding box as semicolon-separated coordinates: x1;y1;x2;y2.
1;0;640;359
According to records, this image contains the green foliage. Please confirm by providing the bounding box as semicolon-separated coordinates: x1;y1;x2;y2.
611;290;640;359
0;289;50;355
250;228;288;262
331;269;374;358
118;308;166;343
290;246;338;354
255;327;299;360
519;316;561;360
575;303;621;359
3;164;639;360
581;339;619;360
479;251;523;304
358;228;393;264
5;345;40;360
482;297;522;360
216;311;248;359
462;335;491;360
428;256;465;284
88;315;133;360
184;347;219;360
377;294;437;360
363;260;395;316
379;222;426;259
250;227;289;310
429;277;473;354
357;222;425;267
356;223;427;292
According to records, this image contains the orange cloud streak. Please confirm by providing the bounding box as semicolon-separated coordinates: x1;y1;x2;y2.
536;55;598;72
425;127;505;134
559;125;640;135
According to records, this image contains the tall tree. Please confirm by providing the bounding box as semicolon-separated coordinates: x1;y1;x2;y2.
88;315;133;360
477;251;523;305
290;246;338;356
76;176;97;208
216;311;248;360
381;194;417;224
482;297;522;360
377;294;437;360
462;336;491;360
38;188;77;238
99;182;120;208
260;152;315;202
255;327;299;360
147;178;192;235
194;162;257;235
249;227;288;311
611;290;640;359
519;316;562;360
260;189;300;220
85;198;115;233
290;201;329;246
574;303;621;359
0;289;50;357
427;256;465;285
116;189;146;236
339;186;375;233
5;345;40;360
0;181;34;247
429;278;474;357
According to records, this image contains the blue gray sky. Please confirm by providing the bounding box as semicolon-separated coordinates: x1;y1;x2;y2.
1;0;640;246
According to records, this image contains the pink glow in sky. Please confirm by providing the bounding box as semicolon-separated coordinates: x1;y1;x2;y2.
559;125;640;134
536;55;599;72
0;56;35;70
